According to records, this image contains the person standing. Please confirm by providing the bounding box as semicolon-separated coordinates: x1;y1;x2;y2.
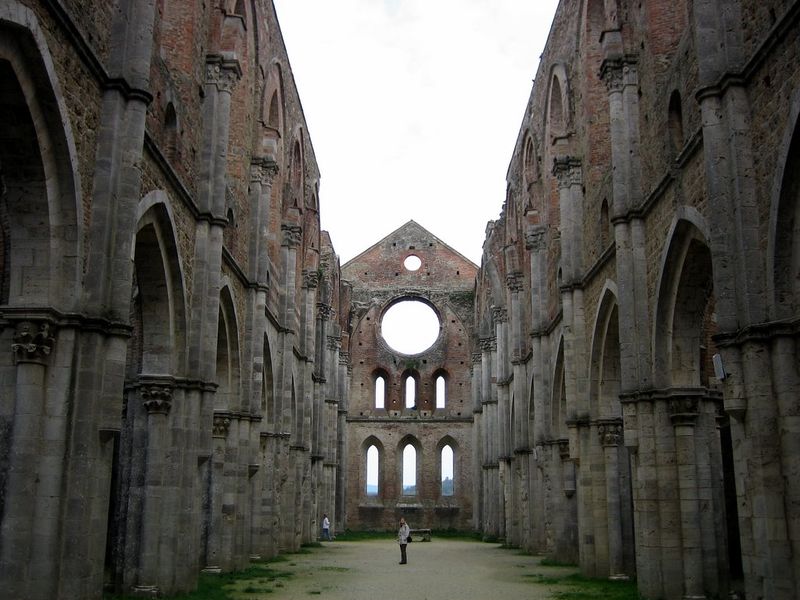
322;514;332;541
397;517;410;564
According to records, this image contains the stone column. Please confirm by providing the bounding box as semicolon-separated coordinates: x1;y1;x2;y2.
494;303;511;539
335;351;350;530
493;306;510;458
277;223;302;550
470;351;483;531
135;382;173;594
598;420;625;576
526;225;548;552
0;322;55;599
507;272;528;449
480;335;498;537
669;398;705;600
601;54;658;592
204;411;231;571
600;58;650;391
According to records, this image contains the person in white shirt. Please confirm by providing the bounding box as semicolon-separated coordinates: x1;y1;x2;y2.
322;514;332;541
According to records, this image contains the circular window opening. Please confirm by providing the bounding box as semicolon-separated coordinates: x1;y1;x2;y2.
381;300;440;354
403;255;422;271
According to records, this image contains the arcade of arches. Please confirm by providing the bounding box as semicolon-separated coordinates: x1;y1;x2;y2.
0;1;798;599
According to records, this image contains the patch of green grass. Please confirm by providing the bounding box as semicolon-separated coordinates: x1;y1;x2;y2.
529;573;640;600
539;557;578;567
302;542;323;548
524;573;573;585
241;586;269;594
330;529;393;541
319;566;350;572
428;529;482;541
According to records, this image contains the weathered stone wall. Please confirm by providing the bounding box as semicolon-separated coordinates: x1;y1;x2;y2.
0;1;342;598
474;2;800;600
340;221;477;531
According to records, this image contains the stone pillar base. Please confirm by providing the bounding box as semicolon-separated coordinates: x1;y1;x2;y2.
131;585;160;597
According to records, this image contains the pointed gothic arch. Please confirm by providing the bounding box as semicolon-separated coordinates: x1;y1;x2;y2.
768;87;800;320
0;14;83;310
588;283;622;419
216;282;242;411
653;210;715;388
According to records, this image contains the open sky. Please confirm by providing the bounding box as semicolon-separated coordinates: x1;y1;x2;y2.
272;0;561;267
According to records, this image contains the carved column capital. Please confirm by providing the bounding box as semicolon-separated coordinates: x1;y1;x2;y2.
601;60;624;93
303;269;319;289
250;160;279;185
479;336;497;352
205;54;242;92
318;303;334;321
600;57;638;93
668;398;699;426
491;305;508;325
142;385;173;415
552;156;582;189
472;352;483;365
506;272;524;292
12;321;55;364
525;225;547;251
281;224;302;248
597;420;623;447
213;411;232;438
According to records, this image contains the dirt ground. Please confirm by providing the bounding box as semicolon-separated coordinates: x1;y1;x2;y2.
233;538;580;600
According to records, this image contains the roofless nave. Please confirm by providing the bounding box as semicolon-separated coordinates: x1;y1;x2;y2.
0;1;798;599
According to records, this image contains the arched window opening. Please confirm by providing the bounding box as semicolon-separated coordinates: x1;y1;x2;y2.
291;142;302;190
402;444;416;495
268;92;281;131
366;445;379;496
262;335;274;425
435;375;446;409
600;199;611;249
375;375;385;409
441;445;454;496
668;90;684;155
164;102;178;161
549;75;565;135
523;135;537;185
404;375;416;409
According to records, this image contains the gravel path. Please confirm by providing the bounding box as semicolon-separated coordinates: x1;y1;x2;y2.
253;538;579;600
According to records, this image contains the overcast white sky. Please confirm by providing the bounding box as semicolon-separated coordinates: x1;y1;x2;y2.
272;0;560;266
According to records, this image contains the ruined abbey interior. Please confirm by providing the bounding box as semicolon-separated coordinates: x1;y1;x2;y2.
0;0;798;599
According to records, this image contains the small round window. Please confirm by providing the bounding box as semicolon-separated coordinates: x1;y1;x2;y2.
403;255;422;271
381;299;440;354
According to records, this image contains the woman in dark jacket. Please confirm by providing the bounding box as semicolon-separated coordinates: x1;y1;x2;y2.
397;517;410;564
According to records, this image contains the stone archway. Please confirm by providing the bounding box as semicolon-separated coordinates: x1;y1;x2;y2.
0;13;83;599
586;288;635;578
651;216;732;599
114;196;189;594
